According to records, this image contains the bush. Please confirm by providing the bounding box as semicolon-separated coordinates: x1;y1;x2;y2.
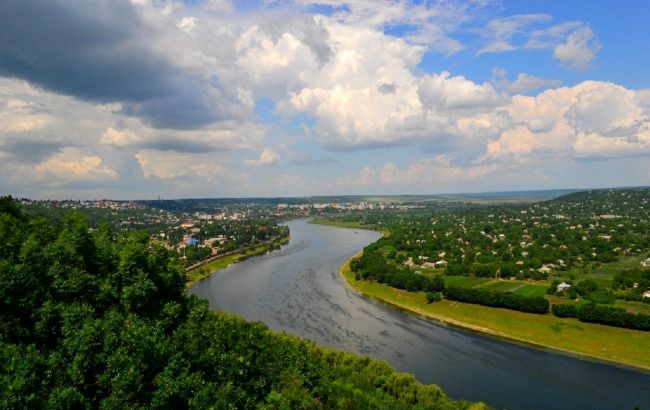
444;287;549;314
551;303;578;318
577;303;650;331
426;292;442;303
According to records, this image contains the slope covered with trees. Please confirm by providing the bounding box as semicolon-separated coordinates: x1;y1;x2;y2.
0;197;484;409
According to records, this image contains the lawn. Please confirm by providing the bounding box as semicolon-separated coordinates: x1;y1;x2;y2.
443;275;492;288
341;256;650;371
513;284;548;297
441;276;548;297
476;280;548;297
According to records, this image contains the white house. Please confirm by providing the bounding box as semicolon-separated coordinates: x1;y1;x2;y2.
643;290;650;299
556;282;572;293
641;258;650;268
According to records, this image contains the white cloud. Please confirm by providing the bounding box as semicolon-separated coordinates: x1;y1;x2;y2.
337;156;505;191
100;128;141;147
296;0;478;54
553;26;601;70
419;71;502;110
566;82;642;134
480;14;552;54
32;148;118;183
491;68;561;94
485;81;650;161
0;99;52;133
135;150;222;181
244;147;280;166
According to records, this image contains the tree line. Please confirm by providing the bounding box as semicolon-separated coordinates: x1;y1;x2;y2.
444;287;550;314
551;303;650;331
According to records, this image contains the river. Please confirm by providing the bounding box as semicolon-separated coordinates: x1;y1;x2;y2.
189;219;650;409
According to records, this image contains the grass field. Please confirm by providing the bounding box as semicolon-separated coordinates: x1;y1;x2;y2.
443;275;492;288
442;275;548;298
341;256;650;371
475;280;548;297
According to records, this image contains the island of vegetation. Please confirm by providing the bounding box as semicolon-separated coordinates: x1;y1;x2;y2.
316;188;650;371
0;197;487;409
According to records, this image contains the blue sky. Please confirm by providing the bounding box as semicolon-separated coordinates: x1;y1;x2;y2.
0;0;648;198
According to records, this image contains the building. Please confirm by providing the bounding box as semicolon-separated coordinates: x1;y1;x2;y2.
641;258;650;268
556;282;572;293
643;290;650;299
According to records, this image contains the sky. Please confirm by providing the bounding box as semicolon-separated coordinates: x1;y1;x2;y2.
1;0;649;199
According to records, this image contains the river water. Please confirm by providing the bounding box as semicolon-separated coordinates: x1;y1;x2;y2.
189;219;650;409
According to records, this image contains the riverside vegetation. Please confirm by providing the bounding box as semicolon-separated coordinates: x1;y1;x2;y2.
0;197;486;409
322;188;650;369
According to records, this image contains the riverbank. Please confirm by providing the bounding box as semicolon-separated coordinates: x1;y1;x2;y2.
185;235;289;288
339;252;650;372
310;218;390;236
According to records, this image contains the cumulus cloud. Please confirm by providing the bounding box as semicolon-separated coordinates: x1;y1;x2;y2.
32;148;118;184
485;81;650;161
244;148;280;166
296;0;481;54
553;26;601;70
419;71;502;110
100;128;141;148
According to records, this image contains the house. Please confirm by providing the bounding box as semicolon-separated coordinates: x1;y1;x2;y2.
556;282;572;293
403;257;416;268
435;260;448;267
421;262;437;269
641;258;650;268
643;290;650;299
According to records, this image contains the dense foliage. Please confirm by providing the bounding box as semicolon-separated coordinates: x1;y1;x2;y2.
576;303;650;331
551;302;650;330
351;243;445;293
0;197;485;409
444;287;549;314
550;304;579;318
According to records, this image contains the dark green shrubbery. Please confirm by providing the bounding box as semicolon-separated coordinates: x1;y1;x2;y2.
551;303;579;318
444;287;549;314
576;303;650;331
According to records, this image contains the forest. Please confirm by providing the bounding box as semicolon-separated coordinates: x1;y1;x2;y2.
0;197;485;409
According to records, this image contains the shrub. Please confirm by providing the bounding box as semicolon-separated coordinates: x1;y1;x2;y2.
551;303;578;318
444;287;549;314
